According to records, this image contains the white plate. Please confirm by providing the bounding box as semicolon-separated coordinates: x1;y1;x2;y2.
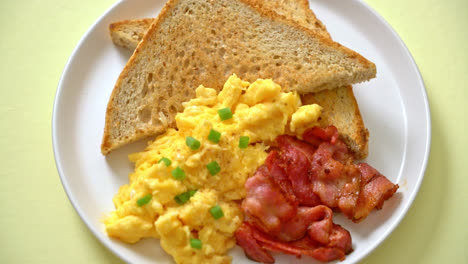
52;0;431;263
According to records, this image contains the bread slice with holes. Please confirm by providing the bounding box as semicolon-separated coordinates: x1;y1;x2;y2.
109;1;330;50
107;0;370;158
102;0;376;155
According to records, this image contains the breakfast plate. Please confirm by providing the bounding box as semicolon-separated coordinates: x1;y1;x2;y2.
52;0;431;263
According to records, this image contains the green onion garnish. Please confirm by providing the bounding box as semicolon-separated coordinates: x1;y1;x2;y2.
218;107;233;121
239;136;250;149
136;194;152;207
190;238;202;249
206;161;221;176
209;205;224;219
158;157;172;166
186;136;201;150
171;167;186;180
174;189;198;205
207;129;221;143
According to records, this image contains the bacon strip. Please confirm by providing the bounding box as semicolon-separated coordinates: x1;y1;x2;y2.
235;223;274;263
239;166;353;262
302;126;340;147
265;151;297;205
236;221;352;263
266;139;320;206
277;206;332;242
279;126;399;221
303;126;349;162
353;163;399;221
236;126;398;263
275;136;322;207
242;165;296;234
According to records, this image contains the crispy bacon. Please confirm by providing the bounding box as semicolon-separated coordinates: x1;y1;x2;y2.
235;223;274;263
242;165;296;234
302;126;340;147
274;136;322;206
278;126;399;221
276;206;332;242
303;126;349;162
326;224;353;254
336;166;362;220
236;220;352;263
353;163;399;221
309;141;354;209
236;126;398;263
265;151;297;205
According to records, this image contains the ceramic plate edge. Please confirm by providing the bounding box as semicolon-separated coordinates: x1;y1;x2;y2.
52;0;135;262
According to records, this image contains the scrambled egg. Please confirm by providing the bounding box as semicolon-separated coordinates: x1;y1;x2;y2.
290;104;323;137
104;74;322;264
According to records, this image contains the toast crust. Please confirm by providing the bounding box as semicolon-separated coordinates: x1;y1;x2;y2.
240;0;376;77
102;2;178;154
108;1;331;49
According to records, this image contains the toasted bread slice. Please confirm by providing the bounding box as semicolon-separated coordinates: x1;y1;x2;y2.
302;86;369;159
109;1;330;49
107;1;369;158
109;19;154;51
102;0;375;155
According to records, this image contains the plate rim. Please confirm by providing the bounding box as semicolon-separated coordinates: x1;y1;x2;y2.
52;0;432;263
343;0;432;261
51;0;134;262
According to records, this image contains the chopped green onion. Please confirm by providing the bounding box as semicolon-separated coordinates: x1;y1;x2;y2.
239;136;250;149
186;136;201;150
158;157;172;166
206;161;221;176
207;129;221;143
209;205;224;219
171;167;186;180
190;238;202;249
136;194;152;207
174;189;198;204
218;107;233;121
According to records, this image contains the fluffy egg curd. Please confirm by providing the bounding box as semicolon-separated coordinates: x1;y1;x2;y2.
104;74;322;264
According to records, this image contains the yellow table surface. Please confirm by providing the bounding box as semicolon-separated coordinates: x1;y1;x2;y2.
1;0;467;263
